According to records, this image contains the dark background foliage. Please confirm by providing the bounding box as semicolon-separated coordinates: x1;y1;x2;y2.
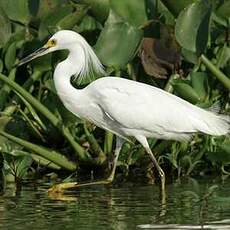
0;0;229;187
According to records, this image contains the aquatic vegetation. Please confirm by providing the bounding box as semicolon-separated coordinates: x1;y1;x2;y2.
0;0;229;187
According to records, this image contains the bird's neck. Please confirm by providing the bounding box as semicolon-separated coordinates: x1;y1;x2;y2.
53;45;84;111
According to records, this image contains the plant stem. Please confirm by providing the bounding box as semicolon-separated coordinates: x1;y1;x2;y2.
3;71;42;116
200;54;230;90
0;131;76;171
0;73;90;160
104;131;114;156
83;123;106;164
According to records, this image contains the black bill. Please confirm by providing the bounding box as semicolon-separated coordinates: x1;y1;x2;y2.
18;47;48;66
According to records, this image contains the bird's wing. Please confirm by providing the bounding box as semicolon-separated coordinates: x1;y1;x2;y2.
91;78;199;139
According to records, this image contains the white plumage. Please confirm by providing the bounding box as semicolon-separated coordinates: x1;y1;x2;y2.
19;30;230;193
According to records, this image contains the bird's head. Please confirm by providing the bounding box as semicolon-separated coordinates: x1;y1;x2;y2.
19;30;105;80
18;30;82;66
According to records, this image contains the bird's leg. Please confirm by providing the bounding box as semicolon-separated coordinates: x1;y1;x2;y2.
135;136;166;203
106;136;124;182
48;136;124;195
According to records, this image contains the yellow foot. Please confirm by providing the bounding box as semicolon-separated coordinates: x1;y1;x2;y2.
47;182;79;201
48;182;78;194
48;179;113;196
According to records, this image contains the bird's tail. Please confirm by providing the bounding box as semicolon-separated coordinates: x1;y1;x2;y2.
197;111;230;136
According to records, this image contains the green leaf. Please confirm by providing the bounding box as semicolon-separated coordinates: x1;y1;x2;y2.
0;0;30;24
28;0;39;16
220;140;230;156
14;155;32;178
77;0;109;22
207;150;230;164
95;10;142;68
191;72;208;101
0;59;3;73
0;7;11;48
0;130;77;171
75;15;102;33
156;0;175;25
31;53;52;72
110;0;147;27
36;0;64;19
38;6;72;40
175;0;212;55
57;6;89;30
216;44;230;69
0;116;12;146
171;80;200;104
0;73;89;161
215;0;230;19
15;91;46;131
0;69;16;110
181;48;198;64
3;153;32;179
5;42;16;71
160;0;195;17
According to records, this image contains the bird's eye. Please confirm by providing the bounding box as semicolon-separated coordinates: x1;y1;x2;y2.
49;39;57;46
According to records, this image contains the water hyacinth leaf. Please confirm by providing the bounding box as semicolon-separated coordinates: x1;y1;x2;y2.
160;0;195;17
220;140;230;156
5;117;30;141
207;149;230;164
9;155;33;179
175;0;212;55
0;73;88;160
159;2;175;25
0;116;12;145
0;0;30;24
0;131;77;171
212;12;228;28
181;48;198;64
31;53;53;72
171;80;200;104
76;0;109;22
75;15;102;33
0;7;11;48
95;10;142;68
216;44;230;69
0;89;9;111
3;29;26;54
139;38;168;79
38;6;72;40
28;0;39;16
0;59;3;73
5;42;17;71
139;38;180;79
57;6;89;30
215;0;230;19
14;91;46;131
0;69;16;110
191;72;208;101
35;0;64;19
110;0;147;27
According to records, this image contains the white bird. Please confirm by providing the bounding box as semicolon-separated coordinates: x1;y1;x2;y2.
19;30;229;194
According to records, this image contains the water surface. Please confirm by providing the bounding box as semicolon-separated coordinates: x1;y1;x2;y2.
1;178;230;229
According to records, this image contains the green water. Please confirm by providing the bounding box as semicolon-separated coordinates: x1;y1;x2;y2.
1;178;230;230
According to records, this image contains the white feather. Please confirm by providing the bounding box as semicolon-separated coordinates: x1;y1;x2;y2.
46;30;230;142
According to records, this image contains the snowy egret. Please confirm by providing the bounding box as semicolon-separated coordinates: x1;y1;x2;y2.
19;30;229;194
